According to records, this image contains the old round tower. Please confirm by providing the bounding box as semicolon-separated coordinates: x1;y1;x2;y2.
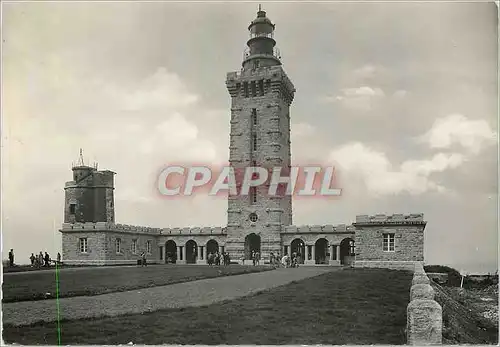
225;7;296;262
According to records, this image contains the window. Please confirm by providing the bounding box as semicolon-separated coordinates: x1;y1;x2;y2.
243;82;249;97
69;204;76;214
383;233;395;252
252;133;257;151
250;187;257;203
147;240;152;254
249;213;258;222
79;238;88;253
251;81;256;97
252;108;257;126
253;60;260;69
259;80;264;96
115;238;121;253
131;239;137;254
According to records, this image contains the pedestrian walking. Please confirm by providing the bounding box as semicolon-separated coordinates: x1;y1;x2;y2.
141;252;147;267
30;253;36;267
57;252;61;265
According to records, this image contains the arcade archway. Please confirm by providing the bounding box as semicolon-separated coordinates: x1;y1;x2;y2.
185;240;198;264
315;238;329;264
206;239;219;255
340;238;355;265
290;238;305;264
165;240;177;264
244;233;261;260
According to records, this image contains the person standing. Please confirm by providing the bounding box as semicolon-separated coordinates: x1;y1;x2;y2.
38;251;44;268
44;252;50;267
57;252;61;265
8;249;14;267
141;252;147;267
30;253;36;266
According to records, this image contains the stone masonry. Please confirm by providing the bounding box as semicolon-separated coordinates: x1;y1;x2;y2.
59;8;428;269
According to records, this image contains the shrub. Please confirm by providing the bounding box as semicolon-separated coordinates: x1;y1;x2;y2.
424;265;462;287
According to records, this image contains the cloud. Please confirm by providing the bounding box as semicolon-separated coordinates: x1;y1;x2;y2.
291;122;315;138
419;113;498;154
322;86;386;112
353;65;378;79
393;90;408;98
107;67;199;111
329;142;464;196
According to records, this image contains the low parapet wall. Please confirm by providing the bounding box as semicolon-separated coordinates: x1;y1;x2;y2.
354;213;426;225
61;222;162;235
160;227;227;235
283;224;356;233
407;263;442;345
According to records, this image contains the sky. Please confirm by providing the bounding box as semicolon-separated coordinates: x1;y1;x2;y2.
2;1;498;273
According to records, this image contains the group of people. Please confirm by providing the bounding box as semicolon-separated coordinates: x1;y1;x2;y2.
29;251;61;268
207;251;231;266
268;252;301;268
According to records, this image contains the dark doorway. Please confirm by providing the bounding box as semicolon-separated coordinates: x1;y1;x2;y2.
185;240;198;264
340;238;355;265
290;238;305;264
315;238;329;264
206;239;219;255
165;240;177;264
244;233;261;260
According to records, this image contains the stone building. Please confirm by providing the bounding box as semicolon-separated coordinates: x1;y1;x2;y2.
60;8;426;269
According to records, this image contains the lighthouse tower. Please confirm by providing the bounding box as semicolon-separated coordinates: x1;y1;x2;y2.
225;7;296;262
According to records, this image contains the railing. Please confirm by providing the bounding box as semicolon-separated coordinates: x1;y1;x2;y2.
242;47;281;61
249;32;274;39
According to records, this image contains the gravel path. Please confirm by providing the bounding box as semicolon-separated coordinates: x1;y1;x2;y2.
3;266;335;326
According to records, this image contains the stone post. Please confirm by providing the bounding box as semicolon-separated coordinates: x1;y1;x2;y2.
336;245;340;262
407;263;442;345
311;245;316;264
330;245;334;261
177;246;181;262
182;246;186;263
304;245;309;261
407;299;442;345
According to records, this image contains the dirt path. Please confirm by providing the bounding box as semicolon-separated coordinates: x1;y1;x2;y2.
3;266;335;326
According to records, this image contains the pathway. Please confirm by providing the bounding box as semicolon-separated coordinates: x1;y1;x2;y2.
3;266;335;326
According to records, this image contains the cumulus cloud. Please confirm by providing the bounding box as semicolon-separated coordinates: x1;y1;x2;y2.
108;67;199;111
419;113;498;154
329;142;465;196
322;86;386;112
352;64;378;80
291;122;315;138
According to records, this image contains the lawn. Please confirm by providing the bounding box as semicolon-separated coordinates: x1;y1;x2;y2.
3;268;413;345
2;264;271;303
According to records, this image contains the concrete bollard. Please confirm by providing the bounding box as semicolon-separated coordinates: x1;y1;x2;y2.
412;274;431;286
407;299;442;345
410;283;435;301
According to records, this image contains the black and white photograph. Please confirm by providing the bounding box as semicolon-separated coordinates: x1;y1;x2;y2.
1;1;498;345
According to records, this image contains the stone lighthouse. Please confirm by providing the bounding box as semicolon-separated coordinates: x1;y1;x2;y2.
225;7;296;263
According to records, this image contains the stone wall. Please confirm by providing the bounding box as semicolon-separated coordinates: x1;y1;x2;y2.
407;262;442;345
61;231;107;265
61;222;162;265
353;214;426;265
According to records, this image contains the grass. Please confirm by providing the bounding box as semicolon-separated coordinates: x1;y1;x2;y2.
2;264;271;303
432;282;498;345
3;268;413;345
